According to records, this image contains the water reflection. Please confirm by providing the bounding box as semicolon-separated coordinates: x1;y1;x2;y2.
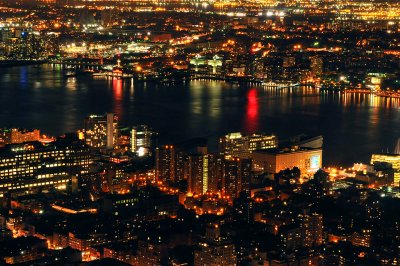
112;78;123;118
245;88;259;133
66;77;77;91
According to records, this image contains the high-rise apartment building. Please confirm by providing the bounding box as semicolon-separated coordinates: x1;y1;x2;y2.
300;213;324;248
155;145;176;183
155;144;187;183
84;113;118;150
222;158;252;199
187;152;221;195
279;212;324;251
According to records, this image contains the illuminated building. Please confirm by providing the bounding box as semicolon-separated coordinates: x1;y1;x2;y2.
103;162;127;194
155;145;176;183
300;212;324;248
130;125;154;157
2;128;40;144
101;10;119;27
190;54;223;75
84;113;118;150
137;239;168;266
252;146;322;175
371;153;400;186
222;157;252;199
283;56;296;68
219;132;277;159
0;137;92;197
0;28;58;59
349;229;371;248
1;237;47;265
155;144;186;183
188;152;221;195
187;154;204;195
279;224;302;251
310;56;323;77
66;232;108;252
194;224;236;266
232;192;254;223
4;30;36;58
103;242;138;265
275;212;323;252
101;187;178;219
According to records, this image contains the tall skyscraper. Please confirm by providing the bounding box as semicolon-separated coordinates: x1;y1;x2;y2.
155;144;188;184
222;157;252;199
155;145;176;183
188;151;221;196
219;132;277;159
84;113;118;150
187;153;204;195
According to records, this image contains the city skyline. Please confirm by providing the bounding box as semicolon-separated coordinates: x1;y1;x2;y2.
0;0;399;265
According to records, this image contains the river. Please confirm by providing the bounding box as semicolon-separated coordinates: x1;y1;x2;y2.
0;64;399;165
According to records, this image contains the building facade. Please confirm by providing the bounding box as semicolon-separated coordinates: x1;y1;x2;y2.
84;113;118;150
0;138;92;197
252;147;322;175
219;132;277;159
371;153;400;186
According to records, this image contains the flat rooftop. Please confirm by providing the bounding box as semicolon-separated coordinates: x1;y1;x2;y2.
253;147;322;155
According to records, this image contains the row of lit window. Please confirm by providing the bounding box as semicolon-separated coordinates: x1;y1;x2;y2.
0;178;70;189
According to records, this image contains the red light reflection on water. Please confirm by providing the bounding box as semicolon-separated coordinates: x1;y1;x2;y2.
112;78;123;118
245;88;259;133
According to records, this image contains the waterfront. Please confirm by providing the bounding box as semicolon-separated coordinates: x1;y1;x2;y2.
0;64;399;165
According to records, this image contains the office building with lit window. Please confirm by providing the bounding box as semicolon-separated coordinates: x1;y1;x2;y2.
0;137;92;197
130;125;154;157
219;132;277;159
84;113;118;150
